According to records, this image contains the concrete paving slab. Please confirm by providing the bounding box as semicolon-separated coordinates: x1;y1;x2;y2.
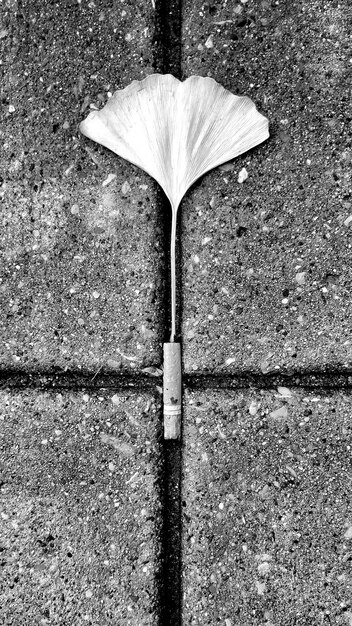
0;389;162;625
182;388;352;625
0;0;163;372
180;0;352;373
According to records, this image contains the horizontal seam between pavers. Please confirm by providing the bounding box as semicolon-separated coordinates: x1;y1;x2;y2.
0;371;159;391
184;371;352;390
1;370;352;391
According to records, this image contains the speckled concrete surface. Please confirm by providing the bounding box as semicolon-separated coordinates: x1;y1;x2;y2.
0;0;163;372
180;0;352;374
1;0;352;623
182;389;352;625
0;390;162;625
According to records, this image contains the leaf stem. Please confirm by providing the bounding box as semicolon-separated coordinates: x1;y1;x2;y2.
170;204;177;342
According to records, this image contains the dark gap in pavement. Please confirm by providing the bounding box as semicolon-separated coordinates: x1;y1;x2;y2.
156;184;173;342
153;2;183;624
153;0;184;343
153;0;182;78
184;371;352;390
1;369;352;391
160;442;182;626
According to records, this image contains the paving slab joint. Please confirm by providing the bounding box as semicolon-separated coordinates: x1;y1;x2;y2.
153;0;183;78
159;441;182;626
2;368;352;393
0;370;159;392
184;370;352;390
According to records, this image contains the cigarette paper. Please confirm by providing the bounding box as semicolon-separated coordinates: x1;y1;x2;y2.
163;342;181;439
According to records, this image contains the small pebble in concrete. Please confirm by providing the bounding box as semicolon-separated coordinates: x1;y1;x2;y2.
121;181;131;195
237;167;248;183
102;173;117;187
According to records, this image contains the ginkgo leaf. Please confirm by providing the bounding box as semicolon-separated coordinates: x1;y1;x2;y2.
80;74;269;343
79;73;269;212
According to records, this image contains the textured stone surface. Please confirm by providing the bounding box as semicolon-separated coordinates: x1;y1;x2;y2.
0;390;162;625
0;0;164;372
2;2;352;625
180;0;352;373
182;389;352;625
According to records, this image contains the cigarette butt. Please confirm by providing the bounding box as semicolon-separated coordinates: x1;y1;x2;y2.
163;342;181;439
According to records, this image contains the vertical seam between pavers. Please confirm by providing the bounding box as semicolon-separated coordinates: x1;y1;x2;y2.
153;1;184;625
